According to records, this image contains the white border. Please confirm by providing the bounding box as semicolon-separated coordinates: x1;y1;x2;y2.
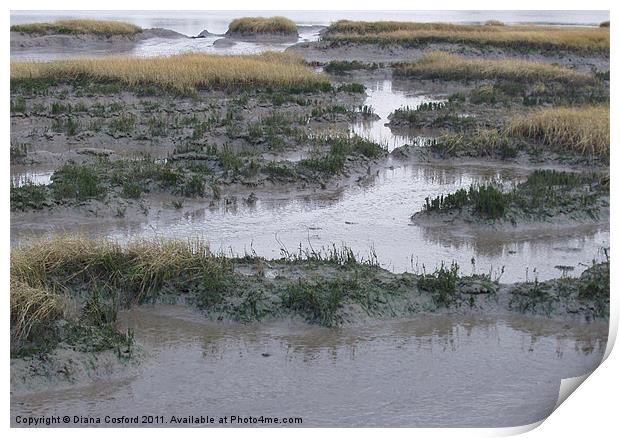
3;1;617;436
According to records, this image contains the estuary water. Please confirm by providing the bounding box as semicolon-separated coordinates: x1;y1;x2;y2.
11;305;607;427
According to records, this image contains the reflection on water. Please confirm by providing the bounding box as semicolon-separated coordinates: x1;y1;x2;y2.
350;79;446;151
10;166;55;187
10;172;53;187
11;305;607;427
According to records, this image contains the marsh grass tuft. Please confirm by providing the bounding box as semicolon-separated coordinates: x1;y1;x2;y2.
324;60;379;74
51;163;105;201
507;106;609;159
423;184;507;219
227;16;298;35
10;280;64;352
418;262;460;307
11;182;48;211
298;135;385;175
285;279;356;326
430;128;519;159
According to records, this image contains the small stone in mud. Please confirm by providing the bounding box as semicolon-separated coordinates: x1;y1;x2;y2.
244;192;258;205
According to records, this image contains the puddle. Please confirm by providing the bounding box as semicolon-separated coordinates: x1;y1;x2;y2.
350;79;446;151
11;162;609;283
11;304;607;427
10;166;55;187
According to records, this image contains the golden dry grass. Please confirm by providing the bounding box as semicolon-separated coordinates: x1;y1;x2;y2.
10;279;64;348
10;52;329;92
227;16;298;35
507;106;610;158
11;234;125;290
10;235;224;303
10;19;142;36
326;20;480;34
323;20;609;54
394;51;593;84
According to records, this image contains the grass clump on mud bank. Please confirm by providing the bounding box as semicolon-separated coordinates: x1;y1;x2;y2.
10;19;142;36
322;20;609;54
227;16;298;36
418;170;609;223
509;259;609;318
298;135;386;175
423;184;508;219
427;129;523;160
423;105;609;162
394;51;594;84
10;52;329;94
9;237;385;353
10;159;206;212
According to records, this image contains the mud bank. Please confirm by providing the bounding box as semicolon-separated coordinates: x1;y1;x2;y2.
11;347;142;396
10;84;365;167
9;76;389;222
288;41;610;72
10;235;609;351
10;28;187;52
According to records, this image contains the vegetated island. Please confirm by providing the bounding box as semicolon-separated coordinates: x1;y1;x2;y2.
225;16;299;42
10;19;186;51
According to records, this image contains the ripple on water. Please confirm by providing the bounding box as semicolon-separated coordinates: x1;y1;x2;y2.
93;164;608;283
